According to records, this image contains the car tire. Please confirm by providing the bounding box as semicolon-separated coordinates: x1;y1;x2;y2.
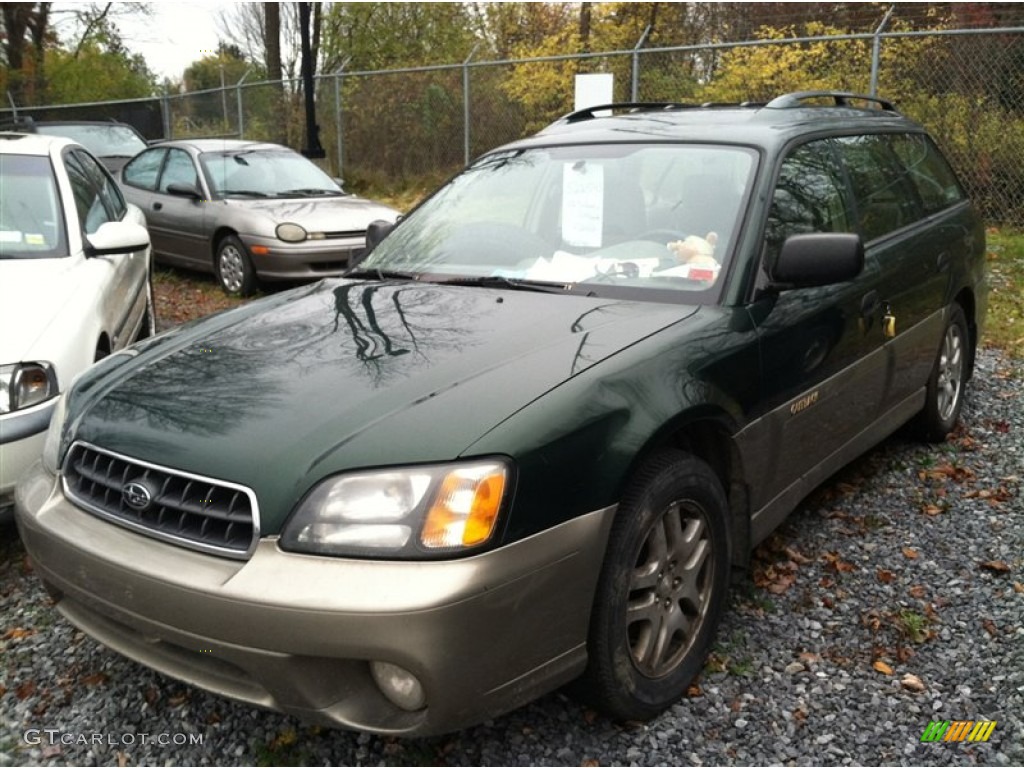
577;450;731;722
916;303;970;442
215;235;258;297
136;280;157;340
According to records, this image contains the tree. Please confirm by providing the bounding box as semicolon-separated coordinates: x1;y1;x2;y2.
1;2;52;104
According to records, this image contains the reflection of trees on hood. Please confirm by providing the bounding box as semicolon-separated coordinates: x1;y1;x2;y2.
88;344;282;435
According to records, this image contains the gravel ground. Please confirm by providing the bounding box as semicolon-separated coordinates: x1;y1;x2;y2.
1;347;1021;767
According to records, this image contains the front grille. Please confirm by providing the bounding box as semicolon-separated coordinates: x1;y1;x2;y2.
322;229;366;240
62;442;259;559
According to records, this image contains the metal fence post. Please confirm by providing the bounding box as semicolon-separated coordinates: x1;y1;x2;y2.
161;87;171;139
463;44;479;165
236;69;252;139
335;58;350;180
632;25;651;102
870;6;895;96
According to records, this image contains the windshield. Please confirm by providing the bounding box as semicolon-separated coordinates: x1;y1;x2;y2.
201;149;344;198
35;124;147;157
0;154;68;260
362;143;756;299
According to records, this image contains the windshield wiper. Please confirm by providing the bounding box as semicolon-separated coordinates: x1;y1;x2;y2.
282;188;342;197
222;189;270;198
346;268;421;281
433;275;571;294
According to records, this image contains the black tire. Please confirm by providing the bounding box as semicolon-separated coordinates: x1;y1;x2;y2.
577;450;731;722
215;235;258;297
916;304;969;442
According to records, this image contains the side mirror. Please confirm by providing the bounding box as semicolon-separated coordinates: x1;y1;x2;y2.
165;182;203;200
365;219;396;252
85;221;150;257
769;233;864;289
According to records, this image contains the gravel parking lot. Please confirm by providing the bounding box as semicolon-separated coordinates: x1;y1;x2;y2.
1;289;1021;766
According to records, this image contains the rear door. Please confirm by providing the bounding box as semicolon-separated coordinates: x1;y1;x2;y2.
740;139;887;522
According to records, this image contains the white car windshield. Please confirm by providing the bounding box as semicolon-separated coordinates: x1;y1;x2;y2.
35;124;147;158
201;149;344;199
362;143;756;298
0;154;67;260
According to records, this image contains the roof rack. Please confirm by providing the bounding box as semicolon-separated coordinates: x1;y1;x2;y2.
766;91;898;112
557;102;691;124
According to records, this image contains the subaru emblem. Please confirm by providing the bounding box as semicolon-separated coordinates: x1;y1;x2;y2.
122;480;152;511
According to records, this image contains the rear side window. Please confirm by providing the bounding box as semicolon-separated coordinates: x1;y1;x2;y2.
122;148;166;190
835;135;920;241
889;134;965;214
765;139;854;260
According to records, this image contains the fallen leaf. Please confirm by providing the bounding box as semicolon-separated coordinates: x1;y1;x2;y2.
873;660;894;675
908;585;927;599
1013;582;1024;594
582;760;600;767
980;560;1011;574
80;672;108;686
785;546;813;564
922;504;943;516
902;547;919;560
117;751;128;768
901;673;925;692
686;682;702;697
798;652;821;664
168;692;189;706
2;627;36;641
982;619;999;637
41;745;61;759
877;569;895;584
15;680;36;700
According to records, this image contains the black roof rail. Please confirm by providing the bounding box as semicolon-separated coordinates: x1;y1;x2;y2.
766;91;898;112
556;102;693;124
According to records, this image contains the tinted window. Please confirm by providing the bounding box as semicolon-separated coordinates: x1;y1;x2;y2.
72;149;126;220
835;135;920;241
159;148;199;192
122;148;166;190
65;151;115;234
765;140;854;260
889;134;965;214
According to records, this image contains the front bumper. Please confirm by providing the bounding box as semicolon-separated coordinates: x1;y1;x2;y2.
15;461;615;736
240;234;366;282
0;398;56;521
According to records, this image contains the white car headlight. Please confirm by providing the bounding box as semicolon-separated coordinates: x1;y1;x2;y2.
0;362;57;414
276;222;308;242
280;459;511;558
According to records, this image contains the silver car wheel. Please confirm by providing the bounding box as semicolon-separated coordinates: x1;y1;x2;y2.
627;500;713;677
219;243;245;294
936;320;964;422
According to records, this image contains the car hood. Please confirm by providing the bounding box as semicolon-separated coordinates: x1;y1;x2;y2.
70;279;698;530
226;195;399;231
0;258;78;362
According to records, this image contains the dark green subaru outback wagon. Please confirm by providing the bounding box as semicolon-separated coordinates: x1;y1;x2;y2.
16;92;987;735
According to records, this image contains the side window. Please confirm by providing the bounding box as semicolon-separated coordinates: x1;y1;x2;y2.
889;134;965;214
72;149;126;221
765;139;854;260
835;135;921;241
64;151;113;234
159;148;199;193
122;148;166;190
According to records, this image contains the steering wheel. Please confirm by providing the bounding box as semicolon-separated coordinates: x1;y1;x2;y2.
635;229;689;244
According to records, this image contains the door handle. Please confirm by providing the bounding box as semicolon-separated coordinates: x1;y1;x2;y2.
860;290;880;319
153;202;163;211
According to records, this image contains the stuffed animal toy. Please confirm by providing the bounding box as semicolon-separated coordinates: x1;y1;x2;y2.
667;231;719;267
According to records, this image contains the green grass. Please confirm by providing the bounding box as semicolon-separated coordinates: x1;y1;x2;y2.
985;229;1024;357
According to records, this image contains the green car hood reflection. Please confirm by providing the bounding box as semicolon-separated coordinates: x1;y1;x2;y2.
70;279;698;532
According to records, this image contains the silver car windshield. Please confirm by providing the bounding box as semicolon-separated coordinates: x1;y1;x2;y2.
34;124;147;158
362;143;756;296
0;154;68;260
201;149;344;199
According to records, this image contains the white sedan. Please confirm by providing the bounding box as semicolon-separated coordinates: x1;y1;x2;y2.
0;132;152;522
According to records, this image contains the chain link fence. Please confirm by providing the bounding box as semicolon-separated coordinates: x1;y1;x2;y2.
3;27;1022;225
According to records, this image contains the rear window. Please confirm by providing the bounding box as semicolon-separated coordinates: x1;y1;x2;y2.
0;154;68;259
835;135;921;242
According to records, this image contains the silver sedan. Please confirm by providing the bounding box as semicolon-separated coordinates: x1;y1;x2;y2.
119;139;399;295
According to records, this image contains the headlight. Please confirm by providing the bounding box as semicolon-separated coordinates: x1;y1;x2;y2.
0;362;58;414
280;459;511;558
276;222;307;242
42;388;70;474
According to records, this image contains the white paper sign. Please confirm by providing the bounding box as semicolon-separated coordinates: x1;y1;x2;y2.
561;162;604;248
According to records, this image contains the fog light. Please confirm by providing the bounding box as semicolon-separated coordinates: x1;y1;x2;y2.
370;661;426;711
